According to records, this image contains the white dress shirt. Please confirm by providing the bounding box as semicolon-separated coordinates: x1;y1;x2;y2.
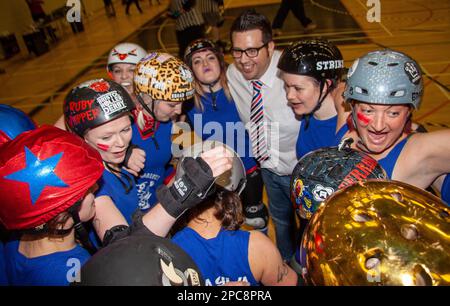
227;50;301;176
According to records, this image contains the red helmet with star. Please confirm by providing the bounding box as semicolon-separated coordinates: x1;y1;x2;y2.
0;125;103;230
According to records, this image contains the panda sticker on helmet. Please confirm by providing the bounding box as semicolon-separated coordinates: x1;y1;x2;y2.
312;184;334;203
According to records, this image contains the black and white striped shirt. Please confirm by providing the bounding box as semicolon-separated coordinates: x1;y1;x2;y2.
170;0;205;31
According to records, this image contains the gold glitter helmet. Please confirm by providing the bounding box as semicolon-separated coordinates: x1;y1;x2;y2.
301;180;450;286
134;52;195;102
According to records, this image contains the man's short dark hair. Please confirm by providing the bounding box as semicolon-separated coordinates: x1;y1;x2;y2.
230;9;273;45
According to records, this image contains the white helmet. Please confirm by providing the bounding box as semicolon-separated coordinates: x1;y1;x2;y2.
107;43;147;71
176;140;247;195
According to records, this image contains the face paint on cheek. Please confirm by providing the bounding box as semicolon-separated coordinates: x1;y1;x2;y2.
96;143;110;152
357;112;371;125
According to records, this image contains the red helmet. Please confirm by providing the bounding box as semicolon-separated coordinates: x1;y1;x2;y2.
0;125;103;230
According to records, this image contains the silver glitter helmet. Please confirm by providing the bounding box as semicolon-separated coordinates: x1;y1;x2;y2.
176;140;246;195
344;50;423;109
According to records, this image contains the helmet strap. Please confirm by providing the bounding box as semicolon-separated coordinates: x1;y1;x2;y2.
207;84;218;110
304;81;330;130
104;162;134;194
67;200;97;255
137;94;157;122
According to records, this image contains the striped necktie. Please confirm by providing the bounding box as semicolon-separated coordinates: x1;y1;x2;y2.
250;80;269;162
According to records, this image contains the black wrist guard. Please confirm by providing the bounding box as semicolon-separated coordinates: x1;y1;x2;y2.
157;157;216;218
102;225;130;246
123;144;140;169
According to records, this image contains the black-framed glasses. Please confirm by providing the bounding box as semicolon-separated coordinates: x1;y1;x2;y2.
230;43;268;58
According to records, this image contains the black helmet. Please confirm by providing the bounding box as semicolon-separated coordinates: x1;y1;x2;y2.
290;141;386;220
278;39;344;84
184;38;224;68
78;233;204;286
64;79;135;136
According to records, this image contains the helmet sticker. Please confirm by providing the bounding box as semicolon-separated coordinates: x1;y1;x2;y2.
4;148;68;204
347;58;359;78
316;60;344;71
338;155;380;189
141;52;158;62
89;80;110;93
157;245;201;286
96;91;127;117
156;53;173;63
404;62;421;85
293;178;304;199
78;79;109;92
112;48;141;61
312;184;334;202
179;65;193;82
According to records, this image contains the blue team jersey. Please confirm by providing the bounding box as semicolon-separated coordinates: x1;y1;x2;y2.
4;239;90;286
95;167;139;224
378;136;409;179
440;174;450;206
296;115;348;159
132;121;173;210
186;89;257;172
172;227;259;286
0;242;8;285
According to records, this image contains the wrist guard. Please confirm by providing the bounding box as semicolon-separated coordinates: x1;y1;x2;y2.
122;144;140;169
156;157;216;218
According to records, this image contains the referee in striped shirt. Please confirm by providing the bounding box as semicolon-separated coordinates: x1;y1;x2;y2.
169;0;206;58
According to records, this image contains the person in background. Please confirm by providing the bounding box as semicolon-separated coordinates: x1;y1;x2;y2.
125;0;143;15
168;0;206;58
198;0;226;50
272;0;316;37
25;0;46;24
103;0;116;17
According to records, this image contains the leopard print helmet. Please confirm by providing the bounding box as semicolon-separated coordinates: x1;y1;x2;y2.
134;52;195;102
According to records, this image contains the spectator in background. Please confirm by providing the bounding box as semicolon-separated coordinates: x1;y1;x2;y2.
125;0;143;15
168;0;205;58
103;0;116;17
25;0;46;24
198;0;226;51
272;0;316;36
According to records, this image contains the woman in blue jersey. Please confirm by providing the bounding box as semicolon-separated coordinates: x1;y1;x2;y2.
1;126;104;285
277;39;348;160
55;42;147;178
131;52;196;211
0;104;38;286
63;79;136;242
0;125;234;286
341;50;450;193
183;39;269;232
172;187;298;286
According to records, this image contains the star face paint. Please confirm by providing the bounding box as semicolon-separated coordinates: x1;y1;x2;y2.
357;111;371;125
96;143;110;152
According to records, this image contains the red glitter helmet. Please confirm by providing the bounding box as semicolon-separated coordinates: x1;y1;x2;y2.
0;125;104;230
